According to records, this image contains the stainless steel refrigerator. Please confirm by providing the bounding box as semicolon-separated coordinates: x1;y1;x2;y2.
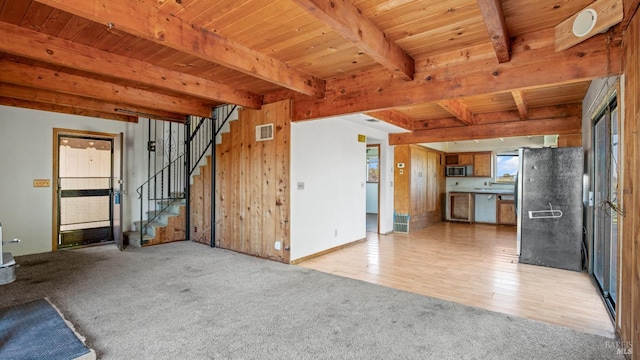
516;147;583;271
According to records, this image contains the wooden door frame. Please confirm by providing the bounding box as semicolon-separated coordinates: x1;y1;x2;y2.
52;128;118;251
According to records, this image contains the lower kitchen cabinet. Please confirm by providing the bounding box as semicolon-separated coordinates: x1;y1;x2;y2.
449;192;474;223
497;195;516;225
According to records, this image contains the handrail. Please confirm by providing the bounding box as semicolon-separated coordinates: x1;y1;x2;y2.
136;153;185;195
135;104;236;246
136;152;185;244
188;105;237;175
215;104;237;136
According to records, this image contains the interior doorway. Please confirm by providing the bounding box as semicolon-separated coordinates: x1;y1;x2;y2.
366;145;380;233
53;129;123;250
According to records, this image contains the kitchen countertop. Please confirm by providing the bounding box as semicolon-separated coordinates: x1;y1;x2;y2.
449;188;514;195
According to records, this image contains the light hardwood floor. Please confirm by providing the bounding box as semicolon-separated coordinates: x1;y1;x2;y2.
298;222;615;338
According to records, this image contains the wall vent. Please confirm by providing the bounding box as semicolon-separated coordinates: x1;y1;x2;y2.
393;213;410;233
256;124;274;141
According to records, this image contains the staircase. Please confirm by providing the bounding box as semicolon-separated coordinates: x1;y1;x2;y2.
126;198;186;247
125;105;238;248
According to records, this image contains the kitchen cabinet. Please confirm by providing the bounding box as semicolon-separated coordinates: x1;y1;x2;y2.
474;193;497;223
444;153;473;166
473;153;492;177
395;145;445;232
449;192;474;223
496;195;516;225
444;151;491;177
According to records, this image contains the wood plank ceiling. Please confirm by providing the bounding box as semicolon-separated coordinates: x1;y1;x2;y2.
0;0;626;143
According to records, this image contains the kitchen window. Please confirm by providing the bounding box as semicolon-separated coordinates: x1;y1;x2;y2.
495;153;518;183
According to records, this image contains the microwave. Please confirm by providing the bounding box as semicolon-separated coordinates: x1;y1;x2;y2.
446;166;466;177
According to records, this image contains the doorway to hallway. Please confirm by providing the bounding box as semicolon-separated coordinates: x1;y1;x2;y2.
366;145;379;233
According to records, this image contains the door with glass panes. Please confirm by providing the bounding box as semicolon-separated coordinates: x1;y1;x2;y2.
592;94;620;316
57;135;114;248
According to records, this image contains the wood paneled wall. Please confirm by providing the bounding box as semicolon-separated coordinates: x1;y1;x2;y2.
191;100;291;263
394;145;445;231
190;156;212;246
620;6;639;357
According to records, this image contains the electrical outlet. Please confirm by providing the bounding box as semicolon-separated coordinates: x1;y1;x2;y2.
334;229;338;237
297;182;305;190
33;179;50;187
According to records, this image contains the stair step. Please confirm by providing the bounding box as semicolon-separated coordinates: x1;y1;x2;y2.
133;220;166;237
156;198;186;208
125;231;154;248
146;210;173;223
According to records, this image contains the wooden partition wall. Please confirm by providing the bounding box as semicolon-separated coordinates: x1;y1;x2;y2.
620;7;639;356
394;145;445;231
191;100;291;263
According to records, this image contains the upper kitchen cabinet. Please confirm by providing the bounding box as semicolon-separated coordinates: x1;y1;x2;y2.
444;151;492;177
473;153;492;177
444;153;473;166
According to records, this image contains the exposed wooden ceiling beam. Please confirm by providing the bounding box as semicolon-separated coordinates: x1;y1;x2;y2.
35;0;326;98
0;96;137;122
389;117;581;145
364;110;415;130
412;117;466;130
617;0;640;32
477;0;511;63
437;100;475;125
292;0;414;80
0;60;212;117
411;103;580;130
0;22;261;109
511;90;528;119
292;30;620;121
414;43;497;73
0;83;184;122
473;103;581;124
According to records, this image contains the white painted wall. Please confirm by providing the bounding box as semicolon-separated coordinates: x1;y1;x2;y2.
0;105;144;256
290;117;394;261
378;143;394;234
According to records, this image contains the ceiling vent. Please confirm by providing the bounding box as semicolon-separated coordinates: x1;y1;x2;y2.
256;123;274;141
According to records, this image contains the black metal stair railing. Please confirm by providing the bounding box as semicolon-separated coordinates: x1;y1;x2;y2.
185;104;237;247
135;104;237;247
187;104;238;175
136;152;186;244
